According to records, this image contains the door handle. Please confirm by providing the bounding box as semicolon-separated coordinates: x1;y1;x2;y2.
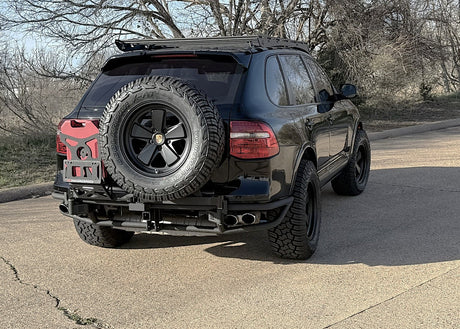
327;116;333;125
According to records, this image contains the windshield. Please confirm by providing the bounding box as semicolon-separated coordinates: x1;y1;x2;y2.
81;55;244;109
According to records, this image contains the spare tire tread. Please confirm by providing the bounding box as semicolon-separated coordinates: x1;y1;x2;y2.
99;76;224;201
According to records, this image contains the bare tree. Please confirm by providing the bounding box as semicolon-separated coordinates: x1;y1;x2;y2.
2;1;184;46
180;0;334;50
2;1;336;51
315;0;449;103
0;48;82;136
1;0;339;88
1;0;460;124
423;0;460;91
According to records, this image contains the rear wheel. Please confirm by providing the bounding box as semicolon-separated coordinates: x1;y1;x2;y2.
331;129;371;196
268;160;321;260
73;218;134;248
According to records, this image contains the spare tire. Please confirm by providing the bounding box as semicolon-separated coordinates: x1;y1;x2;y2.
99;76;225;201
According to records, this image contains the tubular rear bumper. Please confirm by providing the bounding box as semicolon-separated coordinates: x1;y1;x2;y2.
53;187;293;235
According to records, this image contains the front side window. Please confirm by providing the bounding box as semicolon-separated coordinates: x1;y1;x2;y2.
279;55;316;105
302;55;334;101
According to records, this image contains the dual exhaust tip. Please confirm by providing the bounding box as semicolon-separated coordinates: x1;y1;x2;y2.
61;202;259;227
224;212;260;226
59;203;69;214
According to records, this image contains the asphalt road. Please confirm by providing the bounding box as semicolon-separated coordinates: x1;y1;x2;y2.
1;127;459;329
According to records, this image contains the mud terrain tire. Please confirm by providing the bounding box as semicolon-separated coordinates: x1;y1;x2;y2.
268;160;321;260
99;76;225;201
73;218;134;248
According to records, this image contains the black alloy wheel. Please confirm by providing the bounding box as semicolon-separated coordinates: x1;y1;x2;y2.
122;105;191;177
331;129;371;196
355;145;369;185
305;182;318;240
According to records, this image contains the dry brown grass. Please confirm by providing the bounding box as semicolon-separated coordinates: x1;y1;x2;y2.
360;92;460;132
0;134;56;188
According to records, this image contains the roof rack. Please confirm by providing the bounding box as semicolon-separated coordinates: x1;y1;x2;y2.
115;36;310;53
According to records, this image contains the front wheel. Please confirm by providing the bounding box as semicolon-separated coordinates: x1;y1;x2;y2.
332;129;371;196
268;160;321;260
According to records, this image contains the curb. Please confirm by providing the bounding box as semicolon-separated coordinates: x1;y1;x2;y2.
0;182;53;204
368;118;460;141
1;118;460;204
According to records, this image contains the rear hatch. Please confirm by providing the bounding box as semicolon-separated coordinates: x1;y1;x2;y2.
57;53;247;187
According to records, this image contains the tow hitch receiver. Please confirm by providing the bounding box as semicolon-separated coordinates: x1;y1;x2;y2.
142;209;161;231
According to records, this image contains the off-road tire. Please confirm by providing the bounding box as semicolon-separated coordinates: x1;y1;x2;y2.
73;218;134;248
99;76;225;201
268;160;321;260
331;129;371;196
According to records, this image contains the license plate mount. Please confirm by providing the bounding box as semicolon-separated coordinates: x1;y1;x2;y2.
64;160;102;184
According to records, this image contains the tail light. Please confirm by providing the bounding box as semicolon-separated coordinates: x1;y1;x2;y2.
230;121;279;159
56;119;67;155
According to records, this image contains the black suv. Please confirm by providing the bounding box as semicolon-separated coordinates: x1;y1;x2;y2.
53;36;371;259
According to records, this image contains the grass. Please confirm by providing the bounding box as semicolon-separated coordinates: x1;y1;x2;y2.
57;307;99;326
0;134;56;189
359;91;460;132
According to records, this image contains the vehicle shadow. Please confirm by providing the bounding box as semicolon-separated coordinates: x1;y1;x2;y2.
125;230;289;263
125;167;460;266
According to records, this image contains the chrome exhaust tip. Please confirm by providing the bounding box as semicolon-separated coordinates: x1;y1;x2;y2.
59;203;69;214
224;214;238;226
240;213;258;225
237;212;261;225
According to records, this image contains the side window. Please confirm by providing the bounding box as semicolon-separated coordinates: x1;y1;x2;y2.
302;55;334;102
265;56;289;106
278;55;316;105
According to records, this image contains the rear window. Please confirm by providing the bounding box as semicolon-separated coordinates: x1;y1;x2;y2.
82;55;244;108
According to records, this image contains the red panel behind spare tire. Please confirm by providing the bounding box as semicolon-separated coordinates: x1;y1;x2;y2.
99;76;225;201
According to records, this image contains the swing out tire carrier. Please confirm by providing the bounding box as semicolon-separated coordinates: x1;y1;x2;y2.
53;36;371;259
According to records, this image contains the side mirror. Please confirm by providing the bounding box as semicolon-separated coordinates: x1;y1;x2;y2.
341;84;357;99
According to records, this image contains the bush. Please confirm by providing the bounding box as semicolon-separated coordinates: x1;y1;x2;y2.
419;82;433;101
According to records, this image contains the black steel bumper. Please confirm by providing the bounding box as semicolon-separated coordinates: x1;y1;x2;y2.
53;187;293;235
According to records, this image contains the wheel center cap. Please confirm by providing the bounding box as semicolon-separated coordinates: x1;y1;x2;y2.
153;133;165;145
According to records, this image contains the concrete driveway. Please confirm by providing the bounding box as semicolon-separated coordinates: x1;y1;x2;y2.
1;127;459;328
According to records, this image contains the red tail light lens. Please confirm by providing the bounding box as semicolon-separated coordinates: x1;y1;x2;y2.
230;121;279;159
56;119;67;155
70;119;85;128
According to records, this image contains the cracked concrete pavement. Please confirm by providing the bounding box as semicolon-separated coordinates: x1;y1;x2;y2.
1;256;110;328
0;126;459;328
